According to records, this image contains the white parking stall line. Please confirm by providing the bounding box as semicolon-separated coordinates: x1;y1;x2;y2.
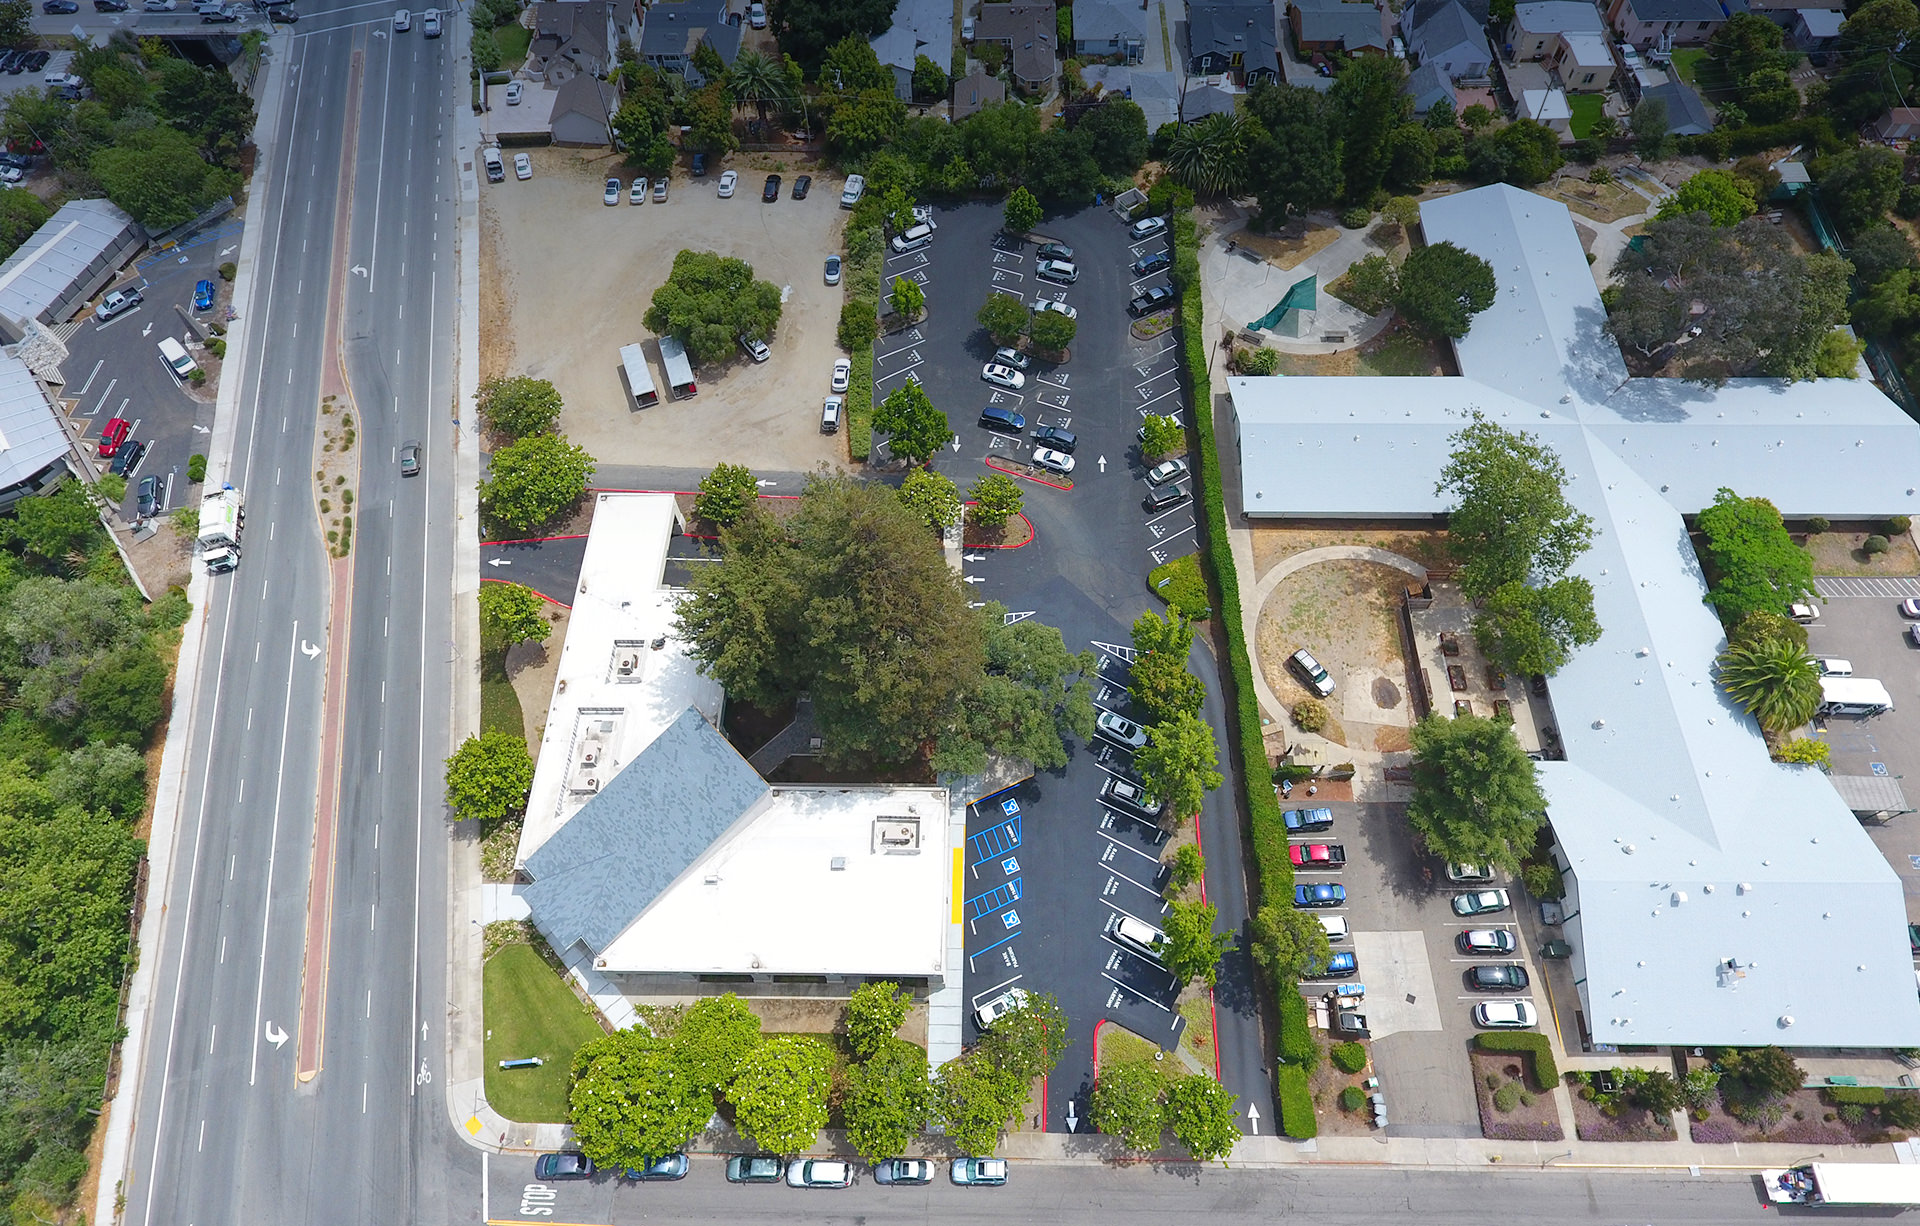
876;337;924;362
875;358;925;387
970;973;1024;1006
1100;970;1174;1010
1098;855;1161;896
1135;341;1179;364
990;268;1027;285
1095;828;1163;864
983;389;1027;408
1038;371;1070;389
1034;391;1071;412
1135;367;1179;393
1138;386;1182;413
1098;806;1169;843
1145;501;1194;529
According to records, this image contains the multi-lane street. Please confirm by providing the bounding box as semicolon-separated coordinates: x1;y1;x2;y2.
112;10;476;1226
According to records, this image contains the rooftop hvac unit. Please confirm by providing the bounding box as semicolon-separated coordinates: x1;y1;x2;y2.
617;652;639;675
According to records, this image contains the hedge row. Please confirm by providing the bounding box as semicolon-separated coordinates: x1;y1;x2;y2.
1276;1063;1317;1139
1278;990;1316;1068
1677;116;1842;163
1474;1032;1558;1089
1827;1085;1889;1105
843;219;884;460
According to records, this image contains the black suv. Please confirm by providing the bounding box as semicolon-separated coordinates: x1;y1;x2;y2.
1142;481;1189;511
1132;250;1172;276
109;439;145;477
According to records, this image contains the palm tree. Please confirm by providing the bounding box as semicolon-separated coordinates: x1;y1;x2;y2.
726;49;789;127
1717;636;1822;733
1163;112;1249;197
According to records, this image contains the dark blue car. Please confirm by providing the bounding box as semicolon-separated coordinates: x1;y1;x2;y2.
1294;882;1346;908
1283;806;1334;832
193;279;214;311
1311;951;1358;978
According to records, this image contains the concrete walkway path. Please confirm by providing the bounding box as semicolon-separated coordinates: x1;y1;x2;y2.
1199;209;1396;356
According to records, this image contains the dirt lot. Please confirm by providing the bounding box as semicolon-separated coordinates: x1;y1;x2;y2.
479;146;854;474
1256;559;1415;752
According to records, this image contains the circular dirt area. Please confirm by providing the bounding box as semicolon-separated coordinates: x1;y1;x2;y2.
1256;560;1415;751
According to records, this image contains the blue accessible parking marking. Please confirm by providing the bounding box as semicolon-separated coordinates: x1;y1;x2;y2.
1872;762;1889;776
969;816;1022;863
966;878;1023;920
1001;855;1019;874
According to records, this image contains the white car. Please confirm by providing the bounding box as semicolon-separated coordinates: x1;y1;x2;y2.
141;0;175;8
1032;298;1078;320
504;80;524;105
1130;214;1168;238
630;177;647;204
831;358;850;393
1473;1000;1538;1029
391;6;409;28
981;363;1025;390
603;177;621;206
974;986;1028;1029
421;6;438;34
1111;916;1169;962
512;152;531;180
717;169;738;198
1146;457;1188;485
739;334;770;363
1032;447;1074;475
748;0;765;25
786;1159;853;1189
1446;862;1494;883
1095;711;1148;750
0;166;26;185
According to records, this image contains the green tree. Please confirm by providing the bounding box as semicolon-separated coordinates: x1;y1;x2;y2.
1243;84;1341;223
478;433;595;533
1437;412;1594;600
1077;98;1149;176
568;1029;713;1167
75;646;167;746
1717;637;1822;732
934;607;1096;775
770;0;898;74
1728;608;1807;651
727;1035;833;1153
1716;1045;1804;1100
1164;843;1205;896
968;472;1024;528
977;292;1031;344
818;28;897;91
1406;712;1545;874
933;1049;1020;1155
1136;710;1223;821
683;80;738;153
12;484;102;562
1029;307;1077;354
873;381;952;465
1847;266;1920;337
1024;125;1104;204
0;0;29;47
826;87;906;159
0;186;49;262
1340;253;1399;315
671;993;764;1095
1818;146;1903;236
1164;111;1254;196
1004;186;1042;235
960;101;1042;185
1630;97;1671;158
1384;122;1436;194
476;375;565;439
1844;224;1916;288
1139;414;1185;458
1129;608;1204;726
726;48;792;125
643;249;784;365
1696;488;1816;624
1249;901;1333;982
1739;67;1800;124
1472;577;1601;678
46;740;146;820
1165;1074;1240;1162
910;52;948;100
89;124;238;231
478;582;552;651
844;1037;932;1161
1329;56;1409;203
979;989;1068;1084
890;273;925;319
1163;898;1233;987
1395;241;1497;340
443;729;534;826
1813;329;1864;378
1657;169;1757;227
1706;11;1790;85
694;462;760;526
154;58;256;168
1090;1061;1165;1150
844;980;912;1058
897;467;962;531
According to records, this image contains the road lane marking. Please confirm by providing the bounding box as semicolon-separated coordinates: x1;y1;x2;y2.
248;624;302;1087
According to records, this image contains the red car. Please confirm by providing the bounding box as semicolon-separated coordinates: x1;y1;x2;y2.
1288;843;1347;869
97;416;130;457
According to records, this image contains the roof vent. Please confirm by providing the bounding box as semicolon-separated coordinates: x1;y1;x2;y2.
1671;891;1687;906
1738;882;1753;894
651;635;667;650
704;872;720;884
830;856;847;871
1779;1015;1794;1028
1703;883;1714;893
1622;843;1635;854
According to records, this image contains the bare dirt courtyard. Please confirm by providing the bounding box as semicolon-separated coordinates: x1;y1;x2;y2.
479;145;855;475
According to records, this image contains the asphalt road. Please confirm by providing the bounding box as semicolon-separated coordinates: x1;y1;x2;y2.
119;14;477;1226
896;201;1267;1133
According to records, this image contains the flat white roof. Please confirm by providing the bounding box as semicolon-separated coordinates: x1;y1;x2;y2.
514;491;724;865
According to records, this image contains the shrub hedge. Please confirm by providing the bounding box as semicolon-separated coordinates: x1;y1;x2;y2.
1276;1063;1317;1138
1330;1040;1368;1074
1827;1085;1888;1105
1278;990;1317;1068
1148;552;1211;619
842;220;884;459
1473;1032;1557;1089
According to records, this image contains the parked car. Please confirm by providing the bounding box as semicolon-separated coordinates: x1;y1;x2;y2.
512;151;531;180
1458;929;1519;955
630;177;647;204
747;0;766;25
533;1152;593;1181
1288;647;1335;697
505;80;524;105
1294;882;1346;908
1129;215;1168;238
738;333;770;363
874;1158;936;1185
109;439;145;477
400;440;421;477
1142;481;1189;512
1095;711;1148;750
831;358;850;391
1310;950;1358;978
0;152;30;171
1035;258;1077;283
792;173;810;199
1032;298;1078;319
785;1159;853;1188
824;254;840;284
390;5;408;27
1030;425;1076;453
1473;1000;1538;1029
97;416;130;457
1112;915;1170;962
0;165;23;184
991;346;1030;370
94;0;130;9
1467;964;1530;992
1098;774;1158;818
200;5;239;21
1035;242;1073;261
1129;285;1175;316
1283;807;1334;832
725;1154;783;1183
96;288;143;322
690;151;707;176
621;1154;688;1181
1289;843;1345;869
1790;601;1820;622
652;177;667;202
603;177;621;205
135;474;159;518
973;986;1028;1029
1133;249;1172;276
950;1157;1009;1186
717;169;738;197
193;279;215;311
1902;597;1920;618
762;173;781;201
43;1;80;14
820;395;841;434
1451;889;1511;917
1146;457;1188;485
1446;862;1494;883
1031;447;1074;475
981;362;1026;390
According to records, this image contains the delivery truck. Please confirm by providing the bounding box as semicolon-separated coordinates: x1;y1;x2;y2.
198;485;244;573
1764;1163;1920;1207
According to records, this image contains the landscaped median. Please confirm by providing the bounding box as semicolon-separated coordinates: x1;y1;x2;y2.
841;220;883;460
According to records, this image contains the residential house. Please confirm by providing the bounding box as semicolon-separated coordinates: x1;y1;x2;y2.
1644;75;1712;133
1287;0;1390;59
1406;0;1491;79
1605;0;1724;49
550;72;616;145
1227;181;1920;1050
977;1;1059;93
1191;0;1283;82
1081;64;1237;126
1072;0;1148;62
1519;84;1572;134
1869;107;1920;141
1548;29;1614;89
1788;7;1841;52
872;0;956;100
636;0;743;85
1404;59;1459;113
528;0;618;81
1507;0;1604;58
951;65;1008;119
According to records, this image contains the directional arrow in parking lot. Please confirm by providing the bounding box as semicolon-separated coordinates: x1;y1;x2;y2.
1247;1104;1261;1134
963;553;985;562
1065;1100;1079;1132
755;479;778;487
1098;455;1107;472
951;437;962;451
142;322;153;336
485;558;512;567
963;575;985;585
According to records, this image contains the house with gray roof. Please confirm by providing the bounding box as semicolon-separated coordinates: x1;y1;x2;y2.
528;0;617;81
1081;64;1237;126
977;1;1059;93
1606;0;1724;48
1404;59;1459;112
1072;0;1147;61
1191;0;1282;82
872;0;955;100
1226;182;1920;1048
550;73;616;145
1508;0;1605;57
1645;75;1713;133
1406;0;1491;79
951;65;1008;119
636;0;742;85
1287;0;1392;58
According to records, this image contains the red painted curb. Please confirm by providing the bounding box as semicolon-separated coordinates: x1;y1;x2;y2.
983;456;1073;491
1189;814;1223;1079
961;508;1036;550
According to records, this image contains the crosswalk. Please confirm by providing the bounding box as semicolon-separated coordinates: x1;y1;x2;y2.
1814;576;1920;598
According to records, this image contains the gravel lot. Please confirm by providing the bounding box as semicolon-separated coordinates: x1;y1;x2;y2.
479;145;853;475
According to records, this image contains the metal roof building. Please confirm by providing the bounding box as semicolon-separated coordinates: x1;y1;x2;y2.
0;198;143;330
1228;182;1920;1048
0;350;72;509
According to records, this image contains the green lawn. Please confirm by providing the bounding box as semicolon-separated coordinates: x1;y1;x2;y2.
483;942;606;1123
479;647;525;741
1568;92;1604;138
494;23;532;69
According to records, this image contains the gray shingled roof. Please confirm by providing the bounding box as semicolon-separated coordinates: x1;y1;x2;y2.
1191;0;1282;69
638;0;743;67
1408;0;1488;68
523;708;769;956
1073;0;1147;45
1646;77;1712;135
1619;0;1722;21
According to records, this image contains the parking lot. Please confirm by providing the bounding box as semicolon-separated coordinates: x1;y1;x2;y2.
478;146;851;474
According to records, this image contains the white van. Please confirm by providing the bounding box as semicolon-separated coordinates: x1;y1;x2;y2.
1818;676;1893;717
1816;657;1853;677
840;174;865;208
158;336;198;379
1318;915;1349;942
482;146;504;183
890;222;934;253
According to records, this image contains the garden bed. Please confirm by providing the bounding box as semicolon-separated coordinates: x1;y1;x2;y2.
1688;1089;1888;1145
1471;1051;1563;1141
963;509;1035;549
1306;1043;1377;1137
1569;1087;1677;1142
1804;527;1920;576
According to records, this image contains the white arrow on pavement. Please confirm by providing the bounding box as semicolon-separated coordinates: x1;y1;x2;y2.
1246;1103;1260;1134
220;244;236;257
351;265;368;278
485;557;512;567
1097;455;1108;472
192;424;211;434
1065;1100;1078;1133
963;552;985;562
755;479;778;487
300;640;321;658
963;575;985;585
141;322;153;336
950;437;962;451
264;1021;288;1049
